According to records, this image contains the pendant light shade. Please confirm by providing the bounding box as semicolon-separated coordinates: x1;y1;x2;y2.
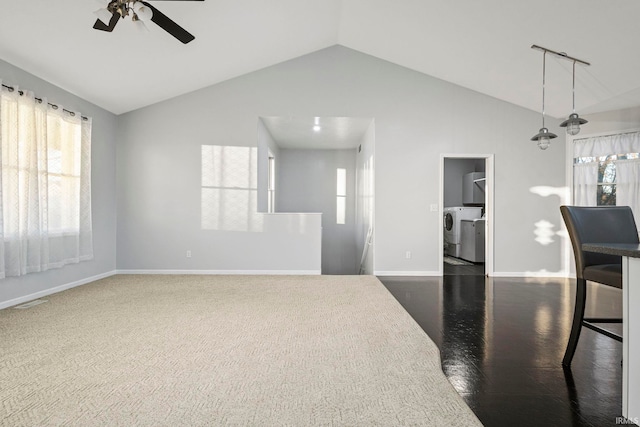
560;113;587;136
531;127;557;150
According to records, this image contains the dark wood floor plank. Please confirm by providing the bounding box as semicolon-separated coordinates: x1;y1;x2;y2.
379;272;624;427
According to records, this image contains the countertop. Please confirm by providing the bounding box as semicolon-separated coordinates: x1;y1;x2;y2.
582;243;640;258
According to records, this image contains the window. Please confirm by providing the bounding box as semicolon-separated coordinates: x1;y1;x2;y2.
0;84;93;278
574;153;639;205
336;168;346;224
267;153;275;213
572;131;640;227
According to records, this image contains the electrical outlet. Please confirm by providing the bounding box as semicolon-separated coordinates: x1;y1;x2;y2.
186;250;192;258
405;251;411;259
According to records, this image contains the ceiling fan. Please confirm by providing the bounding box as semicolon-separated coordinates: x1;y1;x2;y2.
93;0;204;44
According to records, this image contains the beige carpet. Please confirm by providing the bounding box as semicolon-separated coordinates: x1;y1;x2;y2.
0;275;481;426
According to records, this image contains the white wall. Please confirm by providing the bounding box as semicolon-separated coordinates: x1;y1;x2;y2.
115;45;566;276
444;158;478;208
581;106;640;135
0;59;117;308
355;121;375;274
276;148;357;274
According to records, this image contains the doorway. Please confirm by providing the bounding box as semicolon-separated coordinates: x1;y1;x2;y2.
257;116;375;275
440;154;494;276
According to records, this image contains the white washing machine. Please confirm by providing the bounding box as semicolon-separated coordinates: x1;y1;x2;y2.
443;207;482;258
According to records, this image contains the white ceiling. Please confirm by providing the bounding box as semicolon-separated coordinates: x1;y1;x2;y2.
261;116;372;150
1;0;639;118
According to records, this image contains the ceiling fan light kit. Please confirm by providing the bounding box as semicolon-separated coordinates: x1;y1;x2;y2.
92;0;204;44
132;2;153;22
530;45;590;150
132;16;150;32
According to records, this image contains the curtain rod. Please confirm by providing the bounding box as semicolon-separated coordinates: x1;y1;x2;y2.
1;83;89;121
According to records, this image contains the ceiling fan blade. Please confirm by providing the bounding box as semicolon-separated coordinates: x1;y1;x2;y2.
141;1;195;44
93;12;120;32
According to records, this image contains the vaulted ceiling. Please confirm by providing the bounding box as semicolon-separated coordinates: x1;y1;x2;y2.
1;0;639;117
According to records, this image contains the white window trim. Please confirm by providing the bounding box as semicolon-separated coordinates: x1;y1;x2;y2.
566;127;640;204
565;127;640;276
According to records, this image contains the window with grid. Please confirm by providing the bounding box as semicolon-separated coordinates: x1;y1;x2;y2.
336;168;346;225
574;153;640;205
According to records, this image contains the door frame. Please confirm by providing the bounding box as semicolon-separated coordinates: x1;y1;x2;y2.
439;154;495;276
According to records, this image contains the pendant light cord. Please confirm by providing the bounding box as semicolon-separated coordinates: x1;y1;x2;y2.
541;51;546;128
572;60;576;114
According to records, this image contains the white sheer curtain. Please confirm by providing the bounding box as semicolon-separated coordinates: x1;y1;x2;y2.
0;83;93;279
572;162;598;206
573;132;640;157
617;158;640;227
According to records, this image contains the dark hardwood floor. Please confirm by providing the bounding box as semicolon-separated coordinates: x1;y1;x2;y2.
379;268;625;427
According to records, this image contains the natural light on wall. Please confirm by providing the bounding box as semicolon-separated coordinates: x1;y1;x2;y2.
336;168;346;225
528;186;570;247
201;145;263;232
533;220;555;246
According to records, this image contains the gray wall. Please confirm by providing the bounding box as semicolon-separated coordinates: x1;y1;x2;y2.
115;95;321;272
581;106;640;135
276;149;357;274
115;45;566;276
0;59;117;306
444;158;480;208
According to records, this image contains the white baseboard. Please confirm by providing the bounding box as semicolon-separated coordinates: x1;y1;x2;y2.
491;271;569;278
0;268;570;311
374;270;570;279
0;270;117;310
374;271;441;277
115;269;322;275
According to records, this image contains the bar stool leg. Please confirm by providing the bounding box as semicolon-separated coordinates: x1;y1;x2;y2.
563;278;587;367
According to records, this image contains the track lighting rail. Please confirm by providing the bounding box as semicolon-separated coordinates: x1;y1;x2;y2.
531;45;590;67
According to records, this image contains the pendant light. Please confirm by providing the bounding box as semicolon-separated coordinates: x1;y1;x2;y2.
559;60;588;136
530;45;591;150
530;51;556;150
